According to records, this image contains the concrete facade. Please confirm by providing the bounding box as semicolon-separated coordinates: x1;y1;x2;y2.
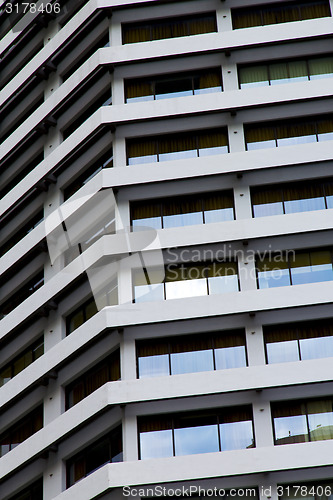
1;0;333;499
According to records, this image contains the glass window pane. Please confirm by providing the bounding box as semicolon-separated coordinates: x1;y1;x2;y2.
85;439;110;476
138;354;170;378
165;278;207;300
317;119;333;142
300;3;331;20
284;184;325;213
215;346;247;369
300;335;333;360
125;80;153;102
134;283;164;303
246;126;276;150
198;131;228;156
174;424;219;456
171;349;213;375
252;188;284;217
69;310;84;333
269;63;289;85
155;77;192;99
233;10;262;29
220;420;254;450
291;251;333;285
204;194;234;223
307;400;333;441
127;140;157;165
276;123;317;147
257;257;290;289
266;340;300;363
140;429;173;459
0;366;12;386
309;57;333;80
163;198;203;228
208;275;239;294
239;66;269;88
194;70;222;94
288;60;309;81
273;405;308;445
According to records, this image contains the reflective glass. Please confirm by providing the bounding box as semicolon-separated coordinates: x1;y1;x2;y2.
171;349;214;374
239;66;269;88
128;154;158;165
165;279;207;300
132;217;162;231
163;212;203;228
277;134;317;147
253;202;284;217
274;415;308;445
194;86;221;95
208;275;239;294
284;197;325;213
266;340;300;363
258;268;290;288
138;354;169;378
199;146;228;156
204;208;234;223
220;420;254;450
174;424;219;456
134;283;164;302
215;346;247;369
159;149;197;162
247;140;276;151
140;429;173;459
300;336;333;360
308;403;333;441
309;57;333;80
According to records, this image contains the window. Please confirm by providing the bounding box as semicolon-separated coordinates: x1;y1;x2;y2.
66;297;98;335
245;117;333;150
0;336;44;387
122;13;217;44
133;262;239;303
257;249;333;289
232;1;331;30
131;191;234;231
277;481;333;500
264;321;333;364
0;271;44;320
251;179;333;217
66;350;121;409
0;406;43;457
239;55;333;88
138;406;254;460
127;129;229;165
125;68;222;103
63;150;113;201
137;330;247;378
8;478;43;500
0;209;44;257
66;426;123;487
272;399;333;445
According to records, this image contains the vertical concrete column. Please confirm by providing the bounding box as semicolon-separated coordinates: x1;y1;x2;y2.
228;122;246;153
221;60;239;92
234;184;252;219
116;194;133;305
245;324;266;366
259;480;279;500
113;134;127;168
112;69;125;105
216;3;233;32
252;396;274;448
43;453;66;500
122;407;139;461
120;335;137;380
238;253;257;292
110;14;123;46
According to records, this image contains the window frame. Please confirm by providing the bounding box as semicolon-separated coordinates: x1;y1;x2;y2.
130;189;235;231
132;260;240;303
0;335;44;387
136;329;248;379
271;398;333;446
256;248;333;289
122;12;217;45
124;67;223;103
137;405;255;460
65;349;121;409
